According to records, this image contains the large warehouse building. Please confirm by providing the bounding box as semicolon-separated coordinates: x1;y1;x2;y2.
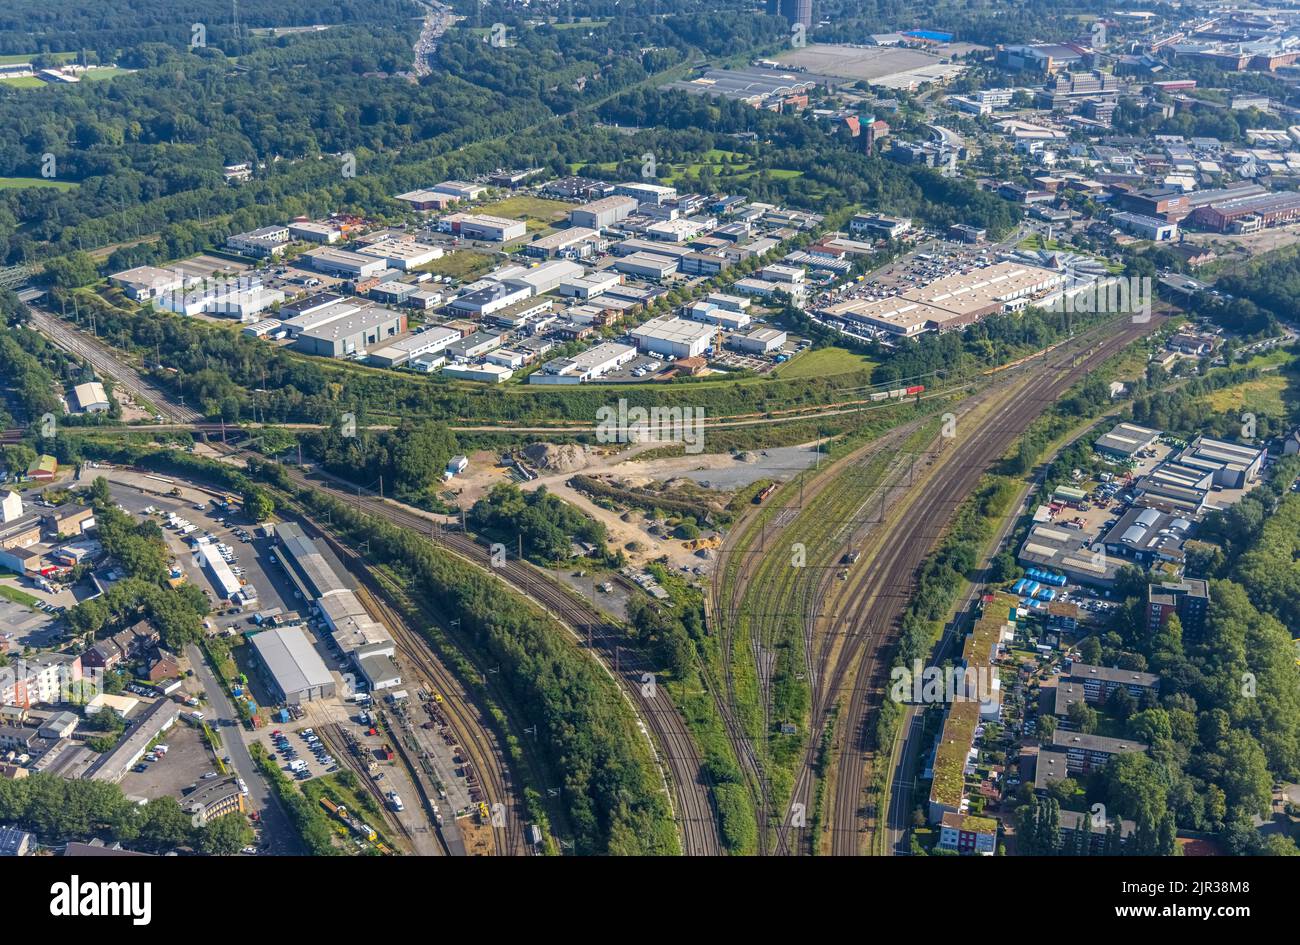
569;195;639;231
821;261;1065;336
632;316;716;358
284;298;407;358
250;626;337;705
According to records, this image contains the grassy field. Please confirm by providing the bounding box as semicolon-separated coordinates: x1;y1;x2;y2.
0;583;41;609
1201;375;1289;414
0;176;77;191
80;67;128;82
416;249;497;281
0;76;44;88
478;194;575;233
774;346;876;380
0;51;74;64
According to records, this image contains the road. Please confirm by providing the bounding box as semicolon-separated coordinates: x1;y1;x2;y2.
184;643;304;855
411;1;453;77
274;461;722;856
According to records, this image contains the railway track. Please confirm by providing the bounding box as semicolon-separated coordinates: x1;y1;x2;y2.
26;307;204;424
361;572;526;857
706;316;1161;856
276;464;722;856
284;503;525;856
824;315;1163;856
706;421;924;853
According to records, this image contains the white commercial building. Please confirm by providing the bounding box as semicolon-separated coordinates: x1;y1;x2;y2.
443;363;514;384
357;239;444;271
530;342;637;384
71;382;111;413
732;327;788;354
614;252;679;280
109;266;187;302
366;326;461;368
227;225;290;258
569;195;639;230
560;271;623;300
288;221;342;244
631;316;715;359
305;247;388;279
503;259;586;296
615;182;678;205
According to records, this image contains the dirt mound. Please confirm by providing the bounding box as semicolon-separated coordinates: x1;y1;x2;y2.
735;451;760;464
523;442;589;472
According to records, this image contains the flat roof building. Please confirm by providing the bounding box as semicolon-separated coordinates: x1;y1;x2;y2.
357;239;443;271
631;316;715;359
570;196;639;231
367;326;461;368
250;626;336;705
304;247;388;279
530;342;637;385
1094;422;1161;459
290;301;407;358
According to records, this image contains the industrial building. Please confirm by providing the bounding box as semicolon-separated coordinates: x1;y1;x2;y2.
432;180;488;201
71;382;111;413
524;227;601;258
448;330;504;360
731;327;788;354
850;214;912;240
504;259;585;296
614;182;677;206
687;301;751;331
83;698;181;784
560;271;622;300
823;262;1066;337
1094;422;1161;460
1111;211;1178;241
449;282;532;317
250;626;337;705
227;225;290;258
393;189;459;212
530;342;637;384
1017;522;1121;588
569;196;639;231
109;266;186;302
443;363;513;384
632;316;716;359
184;776;247;826
290;301;406;359
1178;435;1265;488
357;239;443;271
615;252;680;281
366;326;461;368
304;247;388;279
449;213;527;242
288;221;341;244
1101;507;1190;570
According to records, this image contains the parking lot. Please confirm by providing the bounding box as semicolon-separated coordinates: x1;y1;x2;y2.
96;470;299;626
0;598;61;650
116;714;222;801
259;725;340;782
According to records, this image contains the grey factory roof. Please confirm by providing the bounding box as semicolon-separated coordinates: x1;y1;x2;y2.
250;626;335;698
275;521;352;598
